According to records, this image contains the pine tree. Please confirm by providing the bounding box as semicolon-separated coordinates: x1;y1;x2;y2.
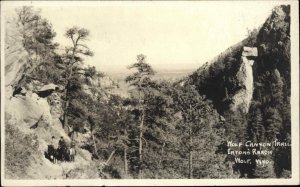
173;84;226;178
61;26;93;134
125;54;155;178
249;108;265;142
141;80;179;178
264;107;282;141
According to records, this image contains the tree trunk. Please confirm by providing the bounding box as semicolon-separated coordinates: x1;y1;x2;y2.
92;134;97;156
124;145;128;176
63;98;69;130
62;43;76;131
62;70;69;129
225;87;229;99
90;119;97;155
138;109;144;179
137;89;144;179
189;151;193;179
106;150;116;165
158;142;166;169
124;129;128;176
189;126;193;179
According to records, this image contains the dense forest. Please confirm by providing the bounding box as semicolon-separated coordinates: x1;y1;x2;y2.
4;5;291;179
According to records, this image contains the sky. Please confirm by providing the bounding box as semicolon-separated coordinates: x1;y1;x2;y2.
3;1;285;75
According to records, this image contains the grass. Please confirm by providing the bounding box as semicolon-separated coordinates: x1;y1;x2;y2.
5;119;40;179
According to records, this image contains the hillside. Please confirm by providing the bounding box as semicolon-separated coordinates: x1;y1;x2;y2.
186;5;290;114
185;5;291;177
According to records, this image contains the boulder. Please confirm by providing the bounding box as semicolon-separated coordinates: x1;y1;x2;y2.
5;91;53;129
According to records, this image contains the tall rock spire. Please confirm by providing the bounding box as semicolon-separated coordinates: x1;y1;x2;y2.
230;47;258;113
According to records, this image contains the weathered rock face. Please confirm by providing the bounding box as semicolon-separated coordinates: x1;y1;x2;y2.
5;89;53;129
5;77;62;130
88;75;117;90
4;17;29;87
81;74;118;101
230;47;257;113
47;92;64;118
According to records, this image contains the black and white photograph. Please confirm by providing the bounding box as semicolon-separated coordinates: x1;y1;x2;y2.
1;0;299;186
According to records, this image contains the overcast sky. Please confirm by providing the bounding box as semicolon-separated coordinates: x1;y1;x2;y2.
4;1;285;75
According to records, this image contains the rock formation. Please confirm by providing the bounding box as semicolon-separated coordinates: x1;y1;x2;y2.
4;17;29;87
230;47;257;113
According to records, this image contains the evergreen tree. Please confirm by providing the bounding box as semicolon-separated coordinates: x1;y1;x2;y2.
173;84;226;178
249;107;265;142
264;107;282;141
125;54;156;178
141;81;179;178
61;26;93;134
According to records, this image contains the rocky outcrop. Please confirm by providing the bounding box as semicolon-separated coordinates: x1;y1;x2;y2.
4;18;29;87
5;87;53;129
230;47;257;113
81;74;119;101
